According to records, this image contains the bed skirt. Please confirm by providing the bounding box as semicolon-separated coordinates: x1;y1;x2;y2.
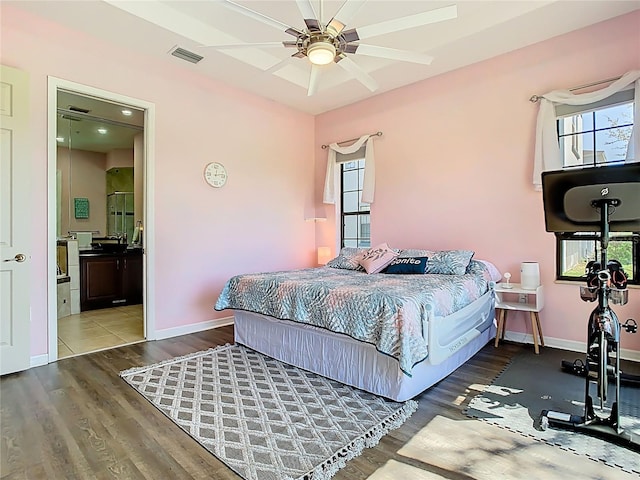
233;294;496;402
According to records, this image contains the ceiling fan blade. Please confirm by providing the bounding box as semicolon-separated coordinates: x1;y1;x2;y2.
265;56;293;74
304;18;322;33
197;42;286;49
354;4;457;40
221;0;302;37
295;0;318;22
295;0;321;32
336;56;378;92
308;64;322;96
353;44;433;65
326;0;368;36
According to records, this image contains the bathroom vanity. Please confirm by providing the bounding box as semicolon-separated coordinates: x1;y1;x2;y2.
79;247;142;311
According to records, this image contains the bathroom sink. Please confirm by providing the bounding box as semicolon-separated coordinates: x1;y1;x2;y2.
92;242;128;253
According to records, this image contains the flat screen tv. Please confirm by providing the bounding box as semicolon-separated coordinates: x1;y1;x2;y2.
541;163;640;233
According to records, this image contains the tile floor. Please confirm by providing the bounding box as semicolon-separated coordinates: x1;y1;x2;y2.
58;304;144;359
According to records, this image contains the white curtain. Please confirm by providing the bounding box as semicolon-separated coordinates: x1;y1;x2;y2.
532;69;640;191
323;134;376;204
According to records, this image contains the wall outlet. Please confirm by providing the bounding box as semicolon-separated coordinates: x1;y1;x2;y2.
519;294;527;303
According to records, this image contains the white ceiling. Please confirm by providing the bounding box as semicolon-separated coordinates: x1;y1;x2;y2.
11;0;640;115
57;91;144;153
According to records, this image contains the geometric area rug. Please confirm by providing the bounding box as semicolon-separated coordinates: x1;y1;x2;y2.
465;347;640;475
120;344;417;480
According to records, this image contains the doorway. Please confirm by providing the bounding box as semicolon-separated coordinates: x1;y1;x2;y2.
47;78;156;362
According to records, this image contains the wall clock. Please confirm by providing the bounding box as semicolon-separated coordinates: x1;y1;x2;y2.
204;162;228;188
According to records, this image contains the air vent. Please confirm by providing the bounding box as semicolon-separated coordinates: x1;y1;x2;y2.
170;46;204;64
61;115;81;121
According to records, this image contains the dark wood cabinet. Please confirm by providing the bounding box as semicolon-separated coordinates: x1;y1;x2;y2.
121;253;143;305
80;250;143;311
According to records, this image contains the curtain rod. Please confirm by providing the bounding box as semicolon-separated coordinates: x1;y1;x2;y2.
321;131;382;149
529;76;622;103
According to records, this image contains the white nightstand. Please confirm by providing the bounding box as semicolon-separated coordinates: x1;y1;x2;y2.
494;283;544;354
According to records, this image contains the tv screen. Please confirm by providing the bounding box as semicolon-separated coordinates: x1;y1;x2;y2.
541;163;640;233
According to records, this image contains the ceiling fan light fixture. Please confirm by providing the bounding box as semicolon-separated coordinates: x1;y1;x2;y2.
307;42;336;65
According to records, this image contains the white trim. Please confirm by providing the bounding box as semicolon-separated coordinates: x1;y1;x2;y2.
47;77;156;362
30;354;49;368
47;79;57;363
503;331;640;362
153;317;234;341
143;95;157;341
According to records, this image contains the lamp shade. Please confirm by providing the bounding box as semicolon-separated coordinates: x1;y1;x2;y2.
317;247;332;265
521;262;540;290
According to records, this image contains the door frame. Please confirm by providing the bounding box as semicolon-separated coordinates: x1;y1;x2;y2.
47;77;157;362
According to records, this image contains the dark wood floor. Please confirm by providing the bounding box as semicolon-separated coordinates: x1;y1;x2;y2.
1;327;635;480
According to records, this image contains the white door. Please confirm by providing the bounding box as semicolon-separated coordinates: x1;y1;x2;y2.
0;65;31;375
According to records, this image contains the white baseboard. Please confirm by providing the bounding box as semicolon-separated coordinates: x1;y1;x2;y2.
29;318;234;369
153;316;234;341
30;319;636;368
503;331;640;362
30;354;49;368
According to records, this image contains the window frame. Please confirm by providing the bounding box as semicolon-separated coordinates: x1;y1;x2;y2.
555;233;639;285
339;157;370;248
553;92;638;285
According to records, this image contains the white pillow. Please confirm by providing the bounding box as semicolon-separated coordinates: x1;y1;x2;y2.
358;243;399;274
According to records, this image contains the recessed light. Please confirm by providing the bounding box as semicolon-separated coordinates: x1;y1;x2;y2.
97;128;108;134
121;109;132;116
56;136;65;142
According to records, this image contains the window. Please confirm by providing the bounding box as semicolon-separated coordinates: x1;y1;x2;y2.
340;159;370;248
555;93;638;285
557;94;633;167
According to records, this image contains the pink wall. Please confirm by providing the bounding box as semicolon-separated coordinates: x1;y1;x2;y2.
314;11;640;353
3;4;639;359
1;6;315;356
57;147;107;237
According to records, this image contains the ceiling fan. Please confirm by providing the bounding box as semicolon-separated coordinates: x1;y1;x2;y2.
203;0;458;96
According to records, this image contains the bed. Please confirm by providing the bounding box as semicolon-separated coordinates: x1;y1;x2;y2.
214;247;497;402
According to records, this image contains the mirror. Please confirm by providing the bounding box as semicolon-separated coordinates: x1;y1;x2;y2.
56;91;144;245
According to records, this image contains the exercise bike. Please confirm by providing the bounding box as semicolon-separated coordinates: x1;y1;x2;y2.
540;198;639;452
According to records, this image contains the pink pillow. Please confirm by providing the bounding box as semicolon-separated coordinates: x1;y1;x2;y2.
358;243;399;274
